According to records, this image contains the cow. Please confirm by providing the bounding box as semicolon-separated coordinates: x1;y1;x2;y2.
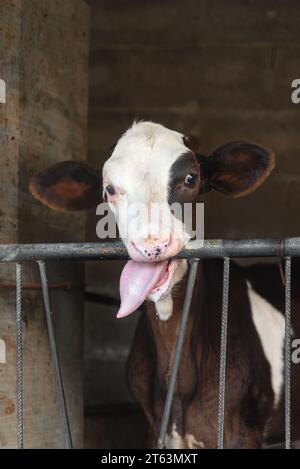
29;120;298;448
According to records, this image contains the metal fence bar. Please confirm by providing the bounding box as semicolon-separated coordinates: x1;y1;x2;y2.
216;257;230;449
38;261;73;449
157;259;199;449
1;238;300;262
285;256;292;449
16;263;23;450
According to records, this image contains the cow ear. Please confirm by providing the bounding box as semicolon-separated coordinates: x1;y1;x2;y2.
197;141;275;197
182;135;201;153
29;161;101;211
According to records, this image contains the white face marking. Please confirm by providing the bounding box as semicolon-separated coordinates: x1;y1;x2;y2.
165;424;205;449
150;260;188;320
102;122;193;314
102;121;191;248
247;282;285;406
154;294;173;321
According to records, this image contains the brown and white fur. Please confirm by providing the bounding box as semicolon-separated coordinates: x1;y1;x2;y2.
29;121;299;448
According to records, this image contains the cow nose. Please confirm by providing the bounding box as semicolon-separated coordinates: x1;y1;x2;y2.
127;236;182;262
133;238;170;261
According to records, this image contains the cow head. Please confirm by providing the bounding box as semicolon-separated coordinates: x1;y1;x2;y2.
29;121;275;320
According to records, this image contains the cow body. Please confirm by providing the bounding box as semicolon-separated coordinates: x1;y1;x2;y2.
128;259;283;448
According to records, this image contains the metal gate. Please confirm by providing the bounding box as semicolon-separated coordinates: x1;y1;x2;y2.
0;238;298;449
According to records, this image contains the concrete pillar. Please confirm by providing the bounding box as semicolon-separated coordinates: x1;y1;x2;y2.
0;0;89;448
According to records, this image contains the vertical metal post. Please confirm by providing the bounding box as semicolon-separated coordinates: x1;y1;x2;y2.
38;261;73;449
285;256;292;449
157;259;199;449
216;257;230;449
16;263;23;449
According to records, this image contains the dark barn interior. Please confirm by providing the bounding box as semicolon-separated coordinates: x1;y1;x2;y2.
0;0;300;449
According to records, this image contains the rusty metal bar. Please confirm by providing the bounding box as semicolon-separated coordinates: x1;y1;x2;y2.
157;259;199;449
0;238;300;262
216;257;230;449
16;263;23;449
285;257;292;449
38;261;73;449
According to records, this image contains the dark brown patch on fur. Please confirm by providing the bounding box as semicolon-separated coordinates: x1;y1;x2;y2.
29;161;101;211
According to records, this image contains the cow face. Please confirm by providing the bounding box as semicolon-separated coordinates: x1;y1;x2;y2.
102;122;199;262
29;121;275;320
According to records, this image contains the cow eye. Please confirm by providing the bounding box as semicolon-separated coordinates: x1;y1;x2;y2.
184;173;197;188
105;185;116;196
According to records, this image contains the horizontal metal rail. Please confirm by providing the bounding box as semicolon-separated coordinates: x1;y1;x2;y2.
1;237;300;262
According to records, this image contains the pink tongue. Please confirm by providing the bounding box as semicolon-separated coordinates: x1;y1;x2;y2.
117;260;168;319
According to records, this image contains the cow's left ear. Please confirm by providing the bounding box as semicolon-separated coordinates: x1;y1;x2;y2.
197;141;275;197
29;161;101;211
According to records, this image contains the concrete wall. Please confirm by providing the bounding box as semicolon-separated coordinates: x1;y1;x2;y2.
85;0;300;415
0;0;89;448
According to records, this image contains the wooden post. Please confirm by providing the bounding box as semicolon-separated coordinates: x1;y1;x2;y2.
0;0;89;448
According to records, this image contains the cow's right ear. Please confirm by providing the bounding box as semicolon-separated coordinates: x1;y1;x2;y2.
29;161;101;211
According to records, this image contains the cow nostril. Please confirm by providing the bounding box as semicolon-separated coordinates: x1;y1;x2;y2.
132;240;172;260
